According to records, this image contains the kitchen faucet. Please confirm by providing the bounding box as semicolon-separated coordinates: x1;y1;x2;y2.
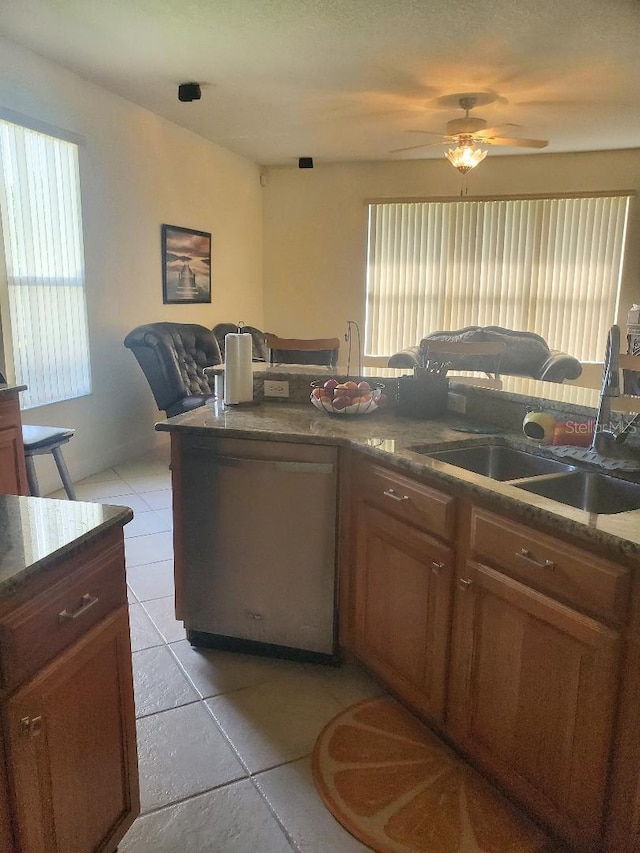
590;325;639;453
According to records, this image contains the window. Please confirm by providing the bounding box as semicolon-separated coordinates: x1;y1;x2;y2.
0;120;91;409
365;195;631;363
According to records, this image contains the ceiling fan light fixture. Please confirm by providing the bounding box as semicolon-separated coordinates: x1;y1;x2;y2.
445;138;488;174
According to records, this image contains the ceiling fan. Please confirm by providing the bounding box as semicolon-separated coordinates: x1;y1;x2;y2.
391;93;549;174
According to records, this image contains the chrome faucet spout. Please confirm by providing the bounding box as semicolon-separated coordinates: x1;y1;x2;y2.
590;325;621;453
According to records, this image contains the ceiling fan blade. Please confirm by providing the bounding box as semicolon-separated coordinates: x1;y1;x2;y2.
475;123;519;137
486;137;549;148
389;141;444;154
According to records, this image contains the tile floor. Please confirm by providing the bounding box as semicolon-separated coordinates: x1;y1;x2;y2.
49;448;384;851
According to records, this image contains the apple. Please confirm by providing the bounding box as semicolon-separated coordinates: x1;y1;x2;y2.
323;379;338;391
332;395;350;410
357;380;371;394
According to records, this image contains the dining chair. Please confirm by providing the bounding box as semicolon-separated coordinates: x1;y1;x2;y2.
265;335;341;367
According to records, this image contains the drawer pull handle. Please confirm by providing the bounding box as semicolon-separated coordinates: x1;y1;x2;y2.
20;716;43;738
515;549;555;571
458;578;473;590
58;593;99;623
431;561;445;574
383;489;409;503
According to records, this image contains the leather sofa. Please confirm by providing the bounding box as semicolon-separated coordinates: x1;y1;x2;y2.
388;326;583;383
124;322;221;418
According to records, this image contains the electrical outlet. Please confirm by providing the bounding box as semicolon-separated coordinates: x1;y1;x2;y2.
447;391;466;414
264;380;289;398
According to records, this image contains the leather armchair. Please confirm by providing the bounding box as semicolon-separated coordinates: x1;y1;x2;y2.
124;323;222;418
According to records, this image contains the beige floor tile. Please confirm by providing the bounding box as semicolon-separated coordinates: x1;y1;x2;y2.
126;560;175;601
306;660;386;708
73;467;119;485
169;642;305;699
124;510;171;539
135;703;246;814
119;494;163;514
153;508;173;529
133;645;198;718
129;603;164;653
127;585;137;604
142;596;186;644
135;489;173;510
120;471;172;493
206;669;343;773
255;756;369;852
125;531;174;568
120;779;291;852
70;480;136;500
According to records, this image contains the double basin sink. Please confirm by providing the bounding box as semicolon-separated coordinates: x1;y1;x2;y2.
409;444;640;515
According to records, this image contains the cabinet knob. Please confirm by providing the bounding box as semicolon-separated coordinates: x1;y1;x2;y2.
431;561;445;574
58;593;99;623
457;578;473;590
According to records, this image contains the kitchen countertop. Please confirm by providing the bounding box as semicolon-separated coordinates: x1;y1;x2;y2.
158;401;640;561
0;495;133;595
0;382;27;396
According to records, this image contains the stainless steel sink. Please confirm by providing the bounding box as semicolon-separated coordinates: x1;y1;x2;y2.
514;472;640;514
412;445;576;481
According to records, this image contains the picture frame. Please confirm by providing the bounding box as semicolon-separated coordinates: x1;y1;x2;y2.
161;224;212;304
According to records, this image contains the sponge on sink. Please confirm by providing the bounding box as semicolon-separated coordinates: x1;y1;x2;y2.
551;420;595;447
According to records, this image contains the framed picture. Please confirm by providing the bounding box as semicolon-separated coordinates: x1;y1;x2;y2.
162;224;212;304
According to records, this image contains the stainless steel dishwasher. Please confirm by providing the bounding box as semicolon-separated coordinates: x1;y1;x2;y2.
178;436;338;663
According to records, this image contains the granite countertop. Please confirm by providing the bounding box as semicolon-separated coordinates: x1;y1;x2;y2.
0;496;133;595
157;401;640;561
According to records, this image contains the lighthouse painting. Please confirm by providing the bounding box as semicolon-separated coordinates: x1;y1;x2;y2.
162;224;212;304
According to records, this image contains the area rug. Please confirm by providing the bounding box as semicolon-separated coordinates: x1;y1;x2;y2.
312;696;552;853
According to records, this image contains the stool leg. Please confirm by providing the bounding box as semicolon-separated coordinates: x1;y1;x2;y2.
25;455;40;497
52;446;77;500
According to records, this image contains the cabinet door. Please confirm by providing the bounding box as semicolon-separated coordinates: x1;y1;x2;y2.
353;501;453;722
0;426;27;496
449;560;621;850
3;608;139;853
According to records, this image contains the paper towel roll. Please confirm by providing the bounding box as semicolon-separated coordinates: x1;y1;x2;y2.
224;332;253;405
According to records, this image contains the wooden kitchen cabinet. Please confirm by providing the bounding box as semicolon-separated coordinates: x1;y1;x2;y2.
0;525;139;853
353;502;453;722
0;394;27;496
350;456;456;724
448;560;621;851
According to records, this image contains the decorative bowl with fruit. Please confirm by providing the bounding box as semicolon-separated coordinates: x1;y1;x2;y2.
310;379;387;415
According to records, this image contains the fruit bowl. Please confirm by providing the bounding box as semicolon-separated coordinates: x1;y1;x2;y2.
310;379;386;416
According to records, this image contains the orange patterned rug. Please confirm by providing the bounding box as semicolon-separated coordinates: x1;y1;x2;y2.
312;696;553;853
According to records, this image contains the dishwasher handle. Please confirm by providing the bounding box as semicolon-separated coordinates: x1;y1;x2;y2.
212;455;334;475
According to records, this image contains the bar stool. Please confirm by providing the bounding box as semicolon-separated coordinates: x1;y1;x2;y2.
22;425;76;500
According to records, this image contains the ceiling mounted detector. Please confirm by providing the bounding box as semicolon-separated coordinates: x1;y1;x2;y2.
391;92;549;174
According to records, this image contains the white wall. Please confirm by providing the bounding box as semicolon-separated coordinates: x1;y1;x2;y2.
262;150;640;386
0;37;264;493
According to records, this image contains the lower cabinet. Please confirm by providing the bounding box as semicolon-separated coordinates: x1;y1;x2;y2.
348;454;633;852
448;560;621;850
0;394;27;495
3;608;137;853
353;501;453;723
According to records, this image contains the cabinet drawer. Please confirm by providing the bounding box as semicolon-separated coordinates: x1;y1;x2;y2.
0;540;127;690
0;396;21;432
354;458;455;541
469;507;630;623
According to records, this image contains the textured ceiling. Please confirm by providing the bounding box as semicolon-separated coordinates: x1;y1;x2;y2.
1;0;639;165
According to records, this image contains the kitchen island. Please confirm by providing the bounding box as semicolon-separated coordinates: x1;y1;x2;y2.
0;495;138;853
159;397;640;852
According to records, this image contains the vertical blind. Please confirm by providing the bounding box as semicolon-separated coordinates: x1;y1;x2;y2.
365;196;630;362
0;120;91;409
